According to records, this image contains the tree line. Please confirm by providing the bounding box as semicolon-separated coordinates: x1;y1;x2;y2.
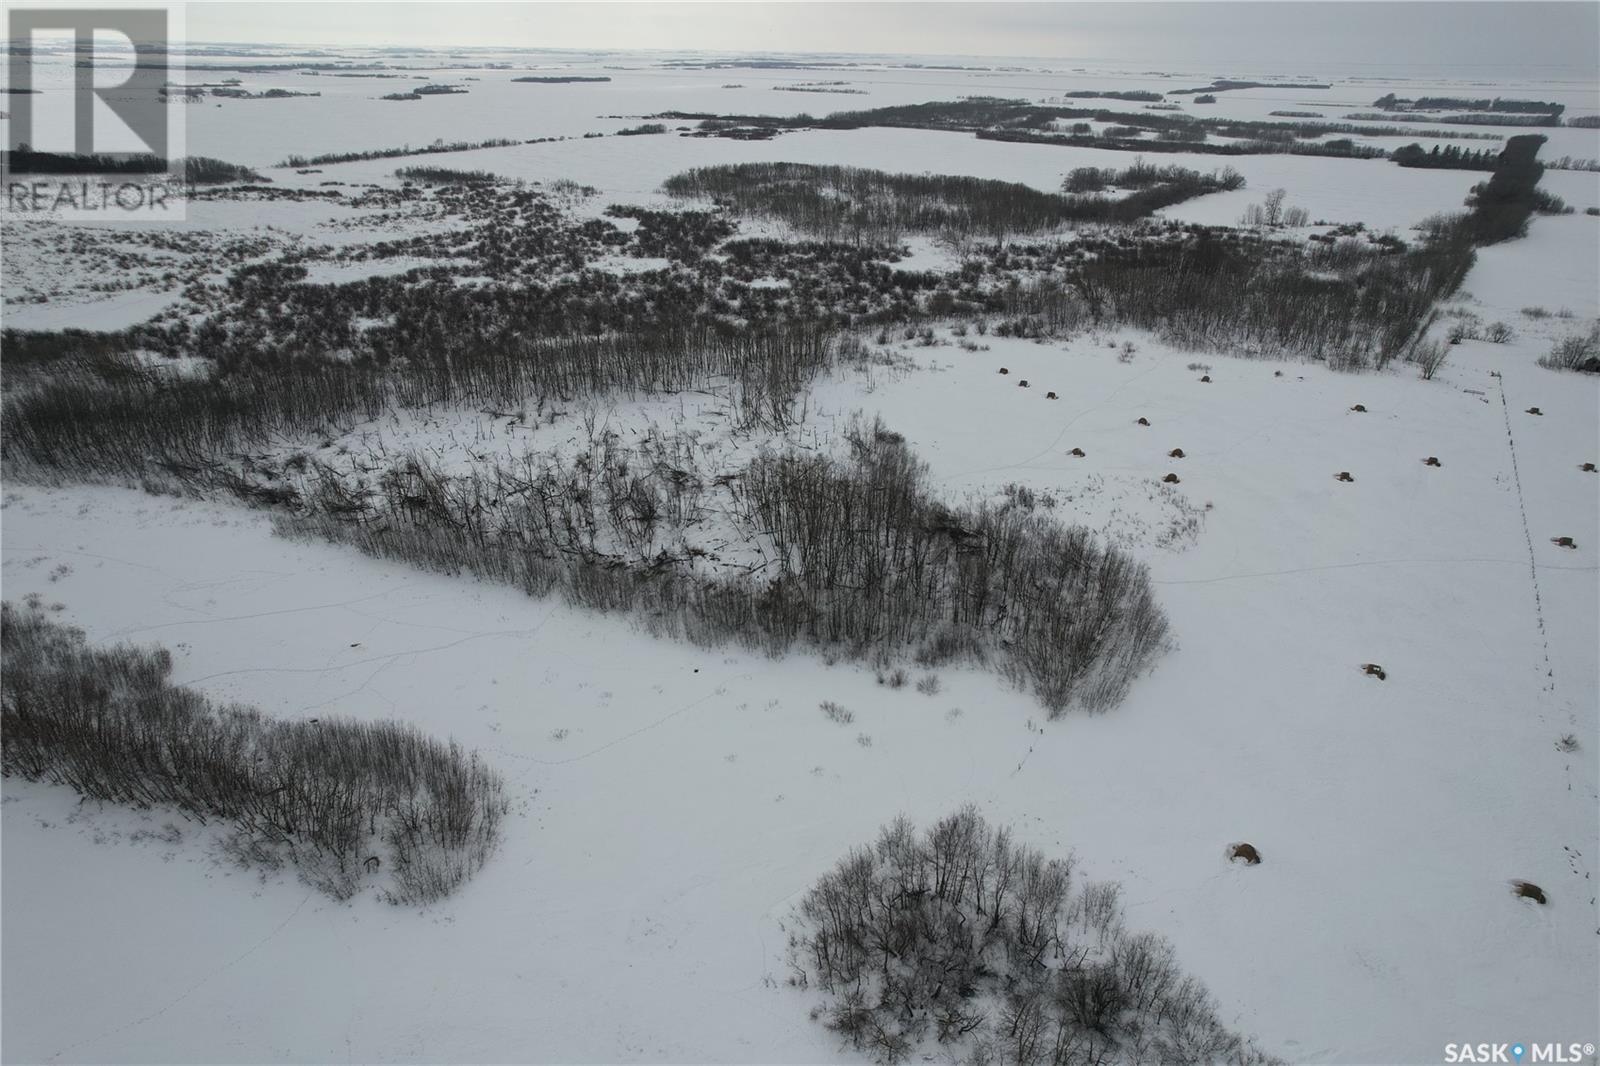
663;162;1243;244
280;136;534;168
1373;93;1564;118
2;147;266;184
1391;142;1501;171
1;602;507;904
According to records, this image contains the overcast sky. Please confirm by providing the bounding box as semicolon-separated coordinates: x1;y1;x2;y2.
161;2;1600;77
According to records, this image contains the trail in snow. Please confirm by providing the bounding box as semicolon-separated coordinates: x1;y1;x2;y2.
1153;555;1598;586
1495;372;1557;697
47;891;317;1063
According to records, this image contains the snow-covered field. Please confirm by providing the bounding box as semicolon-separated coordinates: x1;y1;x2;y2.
9;45;1597;167
2;39;1599;1066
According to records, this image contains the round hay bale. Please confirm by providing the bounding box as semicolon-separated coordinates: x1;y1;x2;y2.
1511;880;1547;904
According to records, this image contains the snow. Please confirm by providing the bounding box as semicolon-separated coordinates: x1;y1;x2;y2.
255;126;1502;235
4;310;1597;1062
586;254;673;275
0;285;185;331
300;256;436;284
1455;211;1600;322
3;42;1599;1066
885;235;962;273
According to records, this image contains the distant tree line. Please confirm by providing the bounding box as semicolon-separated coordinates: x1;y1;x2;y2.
1391;142;1501;170
1373;93;1564;118
1;147;266;184
662;162;1243;243
1060;90;1164;102
280;136;532;168
978;128;1384;160
2;146;166;175
212;87;319;99
1171;79;1329;93
395;165;500;184
1543;154;1600;171
1348;110;1560;129
657;98;1500;149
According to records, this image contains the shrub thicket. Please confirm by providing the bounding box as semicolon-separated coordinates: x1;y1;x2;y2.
277;419;1168;716
1538;324;1600;372
745;424;1168;713
182;156;270;184
1062;161;1244;195
1;603;507;903
791;809;1279;1064
663;162;1242;243
395;165;500;184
